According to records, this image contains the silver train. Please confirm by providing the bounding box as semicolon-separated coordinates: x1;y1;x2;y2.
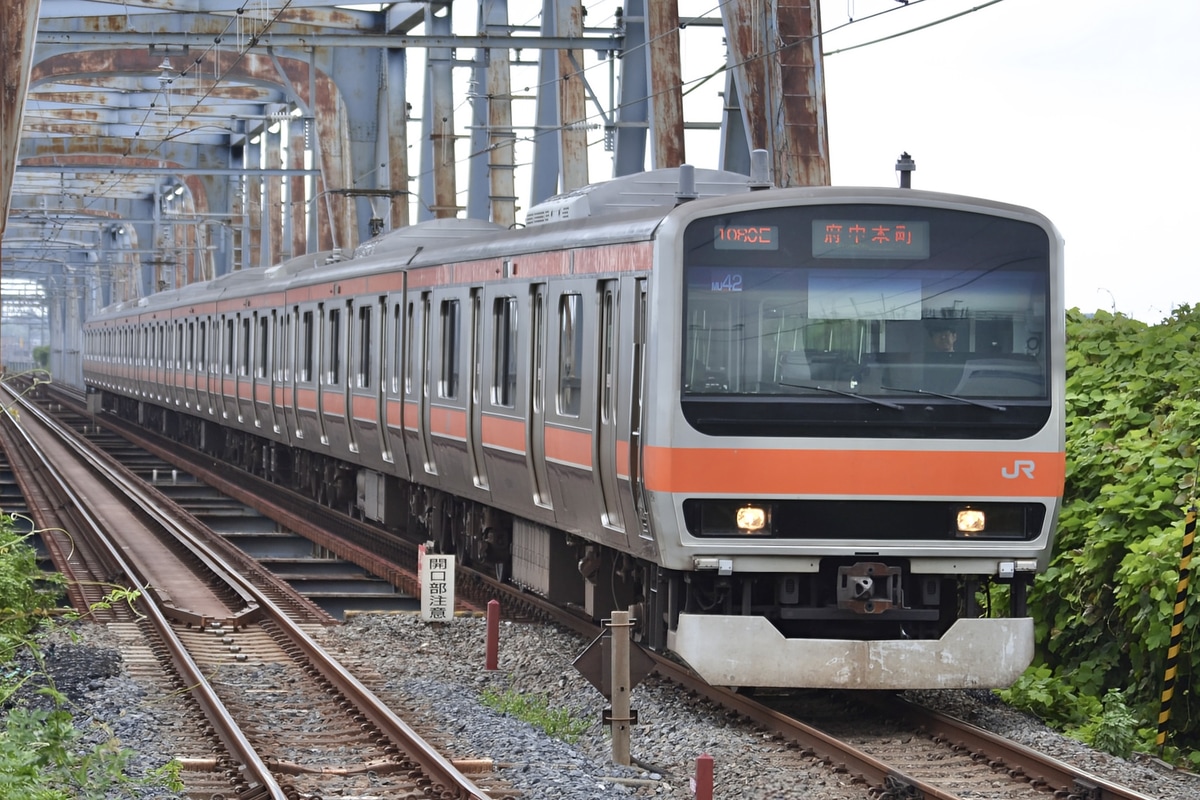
83;168;1065;689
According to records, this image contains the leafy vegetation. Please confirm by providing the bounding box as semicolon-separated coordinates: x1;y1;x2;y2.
1000;305;1200;765
480;686;591;743
0;515;183;797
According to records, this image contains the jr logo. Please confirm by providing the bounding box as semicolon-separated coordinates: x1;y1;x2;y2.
1002;460;1036;479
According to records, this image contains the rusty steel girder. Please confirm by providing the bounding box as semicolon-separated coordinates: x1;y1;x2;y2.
555;0;589;192
646;0;685;169
27;47;355;256
0;0;41;238
721;0;830;187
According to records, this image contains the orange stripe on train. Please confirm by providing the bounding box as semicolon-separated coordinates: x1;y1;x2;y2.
642;447;1065;497
430;405;467;440
482;415;526;453
545;425;592;469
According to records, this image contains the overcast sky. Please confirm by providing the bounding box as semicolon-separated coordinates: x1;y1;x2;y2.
816;0;1199;322
454;0;1197;322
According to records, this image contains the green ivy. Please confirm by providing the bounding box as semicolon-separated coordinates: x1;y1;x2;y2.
1004;305;1200;759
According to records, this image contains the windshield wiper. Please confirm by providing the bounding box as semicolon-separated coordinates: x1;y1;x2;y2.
880;385;1007;412
780;382;903;410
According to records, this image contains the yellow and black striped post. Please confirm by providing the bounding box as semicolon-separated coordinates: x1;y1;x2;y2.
1157;506;1197;749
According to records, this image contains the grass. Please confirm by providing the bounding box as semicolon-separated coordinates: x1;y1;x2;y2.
479;687;592;744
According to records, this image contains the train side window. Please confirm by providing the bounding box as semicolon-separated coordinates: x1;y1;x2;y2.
357;304;372;389
440;298;460;399
600;289;615;423
198;321;208;372
492;296;518;407
280;311;292;382
392;303;403;394
327;307;341;385
256;315;268;379
403;302;414;395
558;293;583;417
239;317;250;376
222;318;232;374
301;310;314;382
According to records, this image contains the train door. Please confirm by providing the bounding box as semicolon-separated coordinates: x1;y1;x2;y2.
294;305;318;441
318;302;337;447
185;320;198;411
467;288;488;489
391;298;415;480
381;297;403;470
223;315;238;421
170;322;180;403
628;279;652;543
222;315;233;420
283;307;301;439
417;291;436;475
267;310;286;439
199;317;213;415
252;312;273;432
347;295;387;469
162;322;171;401
237;315;253;424
596;280;623;531
527;283;552;508
210;315;223;417
372;296;391;465
400;297;420;477
151;322;163;402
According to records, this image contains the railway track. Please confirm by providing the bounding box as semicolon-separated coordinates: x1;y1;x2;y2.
16;377;1163;800
0;381;498;799
469;567;1159;800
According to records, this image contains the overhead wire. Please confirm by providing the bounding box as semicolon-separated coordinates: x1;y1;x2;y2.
408;0;915;186
16;1;1008;265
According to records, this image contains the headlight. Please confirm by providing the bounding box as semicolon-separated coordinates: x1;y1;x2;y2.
736;505;769;534
685;501;775;536
956;507;986;535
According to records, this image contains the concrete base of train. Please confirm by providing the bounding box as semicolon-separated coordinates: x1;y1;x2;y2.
670;615;1035;690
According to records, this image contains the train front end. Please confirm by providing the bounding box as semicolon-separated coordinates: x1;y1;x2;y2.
646;187;1064;689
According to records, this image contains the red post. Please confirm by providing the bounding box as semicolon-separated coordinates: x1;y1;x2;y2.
485;599;500;671
693;753;713;800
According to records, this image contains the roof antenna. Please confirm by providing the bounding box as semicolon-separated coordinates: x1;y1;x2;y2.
749;149;772;190
675;164;697;204
895;152;916;189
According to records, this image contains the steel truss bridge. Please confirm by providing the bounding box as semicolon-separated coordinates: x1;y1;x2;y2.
1;0;828;383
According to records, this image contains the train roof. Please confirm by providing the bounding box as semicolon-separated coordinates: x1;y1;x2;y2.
353;217;507;261
523;166;753;226
87;168;758;320
87;171;1059;324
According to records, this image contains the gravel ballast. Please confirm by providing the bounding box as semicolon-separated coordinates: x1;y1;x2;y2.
20;615;1200;799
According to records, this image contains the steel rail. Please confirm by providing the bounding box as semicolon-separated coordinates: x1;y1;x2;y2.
0;391;111;613
465;565;1159;800
1;386;288;799
887;696;1159;800
20;386;492;800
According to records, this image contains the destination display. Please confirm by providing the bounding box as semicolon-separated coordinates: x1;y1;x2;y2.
713;224;779;250
812;219;930;259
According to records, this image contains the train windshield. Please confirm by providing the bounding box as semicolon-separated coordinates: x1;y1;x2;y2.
680;204;1053;438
